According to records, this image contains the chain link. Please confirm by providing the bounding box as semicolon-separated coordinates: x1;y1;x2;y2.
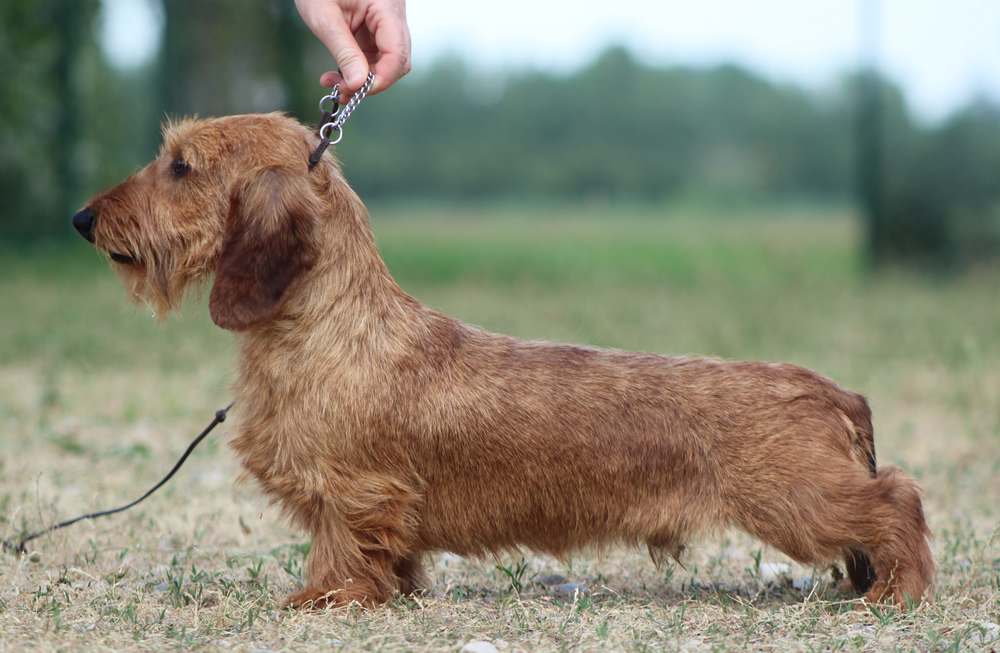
319;72;376;145
309;72;376;169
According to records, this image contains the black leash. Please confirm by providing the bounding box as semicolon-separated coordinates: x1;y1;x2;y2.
1;403;233;556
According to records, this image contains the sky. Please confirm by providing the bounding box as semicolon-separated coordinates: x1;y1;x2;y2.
100;0;1000;123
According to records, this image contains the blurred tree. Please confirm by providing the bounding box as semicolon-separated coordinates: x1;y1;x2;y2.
54;0;92;226
1;0;316;244
881;100;1000;268
340;49;859;204
157;0;313;120
0;0;100;241
157;0;199;117
2;0;997;272
1;1;51;240
274;0;314;122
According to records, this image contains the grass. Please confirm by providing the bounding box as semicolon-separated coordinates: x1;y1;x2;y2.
1;201;999;651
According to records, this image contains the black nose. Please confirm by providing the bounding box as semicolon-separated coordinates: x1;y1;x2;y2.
72;207;96;243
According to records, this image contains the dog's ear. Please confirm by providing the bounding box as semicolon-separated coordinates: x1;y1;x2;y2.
209;167;321;331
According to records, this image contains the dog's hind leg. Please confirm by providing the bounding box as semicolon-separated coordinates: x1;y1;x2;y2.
731;460;934;606
843;546;878;594
849;465;935;606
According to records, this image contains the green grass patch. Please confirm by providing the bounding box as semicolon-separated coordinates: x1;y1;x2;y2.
1;201;998;651
370;201;859;287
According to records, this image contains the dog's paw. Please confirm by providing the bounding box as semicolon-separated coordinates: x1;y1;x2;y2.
283;588;345;610
284;585;382;610
855;581;904;611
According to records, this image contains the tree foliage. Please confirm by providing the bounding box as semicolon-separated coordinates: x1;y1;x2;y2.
1;2;998;268
338;48;855;202
1;0;100;240
879;101;1000;267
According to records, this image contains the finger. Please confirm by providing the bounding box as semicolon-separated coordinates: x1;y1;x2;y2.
325;28;393;99
319;70;345;89
308;8;370;92
318;70;363;104
369;54;410;95
365;6;411;94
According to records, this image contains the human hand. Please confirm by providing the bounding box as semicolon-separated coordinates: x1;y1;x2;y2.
295;0;411;99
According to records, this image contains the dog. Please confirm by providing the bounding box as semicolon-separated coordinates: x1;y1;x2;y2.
72;113;934;608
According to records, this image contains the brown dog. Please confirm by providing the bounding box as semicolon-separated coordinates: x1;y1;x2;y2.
72;113;934;608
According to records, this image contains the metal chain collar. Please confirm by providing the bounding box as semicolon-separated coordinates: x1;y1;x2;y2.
309;72;375;169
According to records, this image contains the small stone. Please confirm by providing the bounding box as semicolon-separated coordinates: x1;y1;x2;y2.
28;552;42;563
153;578;189;592
535;573;567;586
758;563;791;583
461;641;499;653
846;626;875;639
552;583;589;597
970;622;1000;645
792;576;814;592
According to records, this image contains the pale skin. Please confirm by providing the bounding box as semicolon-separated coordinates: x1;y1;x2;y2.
295;0;412;100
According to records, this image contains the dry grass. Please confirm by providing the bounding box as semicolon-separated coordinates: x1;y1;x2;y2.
2;206;998;651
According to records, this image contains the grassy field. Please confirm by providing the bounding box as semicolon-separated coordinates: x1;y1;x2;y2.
1;202;998;651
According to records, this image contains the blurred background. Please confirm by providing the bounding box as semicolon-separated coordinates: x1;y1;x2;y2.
2;0;999;269
2;6;999;634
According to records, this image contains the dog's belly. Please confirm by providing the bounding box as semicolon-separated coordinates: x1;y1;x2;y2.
397;346;736;556
393;335;869;558
412;441;709;558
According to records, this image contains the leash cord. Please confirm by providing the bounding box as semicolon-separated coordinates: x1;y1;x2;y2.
1;403;233;556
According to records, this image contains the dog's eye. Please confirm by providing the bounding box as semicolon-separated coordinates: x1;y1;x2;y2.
172;159;191;179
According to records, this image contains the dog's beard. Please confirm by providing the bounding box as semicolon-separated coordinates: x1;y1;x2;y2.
112;246;210;323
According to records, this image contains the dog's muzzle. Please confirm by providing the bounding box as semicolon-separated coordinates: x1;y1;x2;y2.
72;207;136;264
72;207;97;243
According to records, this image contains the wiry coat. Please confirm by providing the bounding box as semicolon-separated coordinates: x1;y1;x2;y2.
73;113;935;608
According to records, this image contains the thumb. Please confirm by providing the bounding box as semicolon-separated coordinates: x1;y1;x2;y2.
312;11;370;91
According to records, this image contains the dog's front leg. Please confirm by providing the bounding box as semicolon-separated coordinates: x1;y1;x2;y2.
392;552;432;596
284;515;388;608
282;475;425;609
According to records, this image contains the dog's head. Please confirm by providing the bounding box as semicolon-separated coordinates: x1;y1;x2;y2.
72;113;326;331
